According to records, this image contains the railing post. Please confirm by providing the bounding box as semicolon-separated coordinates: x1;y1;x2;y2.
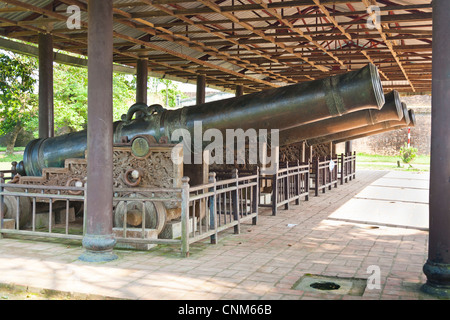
295;160;300;205
327;156;332;191
340;153;344;185
271;165;278;216
284;162;289;210
353;151;357;179
0;173;4;239
314;157;319;196
181;176;190;257
334;156;338;188
252;167;259;225
209;172;218;244
322;157;326;194
305;166;310;201
232;169;240;234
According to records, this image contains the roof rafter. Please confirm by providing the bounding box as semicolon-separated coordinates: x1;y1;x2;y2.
1;0;277;91
361;0;415;92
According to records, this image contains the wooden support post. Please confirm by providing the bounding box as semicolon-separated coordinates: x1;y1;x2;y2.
79;0;117;262
235;85;244;97
301;141;306;163
422;0;450;298
38;32;54;139
136;58;148;105
196;74;206;105
345;140;353;155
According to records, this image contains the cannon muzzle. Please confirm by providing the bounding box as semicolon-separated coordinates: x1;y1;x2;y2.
330;108;416;145
279;90;402;147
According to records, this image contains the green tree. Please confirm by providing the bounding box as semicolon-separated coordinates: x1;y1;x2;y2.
52;64;88;133
149;78;187;108
0;53;37;154
399;142;418;167
112;72;136;120
51;64;136;134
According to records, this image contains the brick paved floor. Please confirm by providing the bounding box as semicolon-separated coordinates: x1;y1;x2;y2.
0;170;441;300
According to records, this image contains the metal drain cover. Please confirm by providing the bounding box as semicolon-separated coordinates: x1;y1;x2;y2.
292;274;366;296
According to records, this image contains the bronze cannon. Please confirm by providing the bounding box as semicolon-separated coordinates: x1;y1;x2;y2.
278;90;403;147
331;108;416;145
16;63;384;177
5;64;385;233
305;100;413;146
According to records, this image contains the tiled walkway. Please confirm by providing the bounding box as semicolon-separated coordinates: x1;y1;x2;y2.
0;170;440;300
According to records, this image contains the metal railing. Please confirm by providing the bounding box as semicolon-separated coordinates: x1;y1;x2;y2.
0;153;356;256
259;161;310;215
187;169;259;254
0;162;17;182
111;186;184;251
339;152;357;184
0;174;85;240
311;156;339;196
0;169;259;257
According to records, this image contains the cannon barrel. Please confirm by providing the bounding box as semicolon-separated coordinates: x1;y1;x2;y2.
331;109;416;145
305;101;410;146
278;90;402;147
18;64;384;177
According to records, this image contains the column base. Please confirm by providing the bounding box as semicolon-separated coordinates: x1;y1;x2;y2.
421;260;450;298
78;234;118;263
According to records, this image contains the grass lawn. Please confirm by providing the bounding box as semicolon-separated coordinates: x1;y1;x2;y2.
356;152;430;172
0;147;25;170
356;152;430;165
0;153;23;164
0;147;25;152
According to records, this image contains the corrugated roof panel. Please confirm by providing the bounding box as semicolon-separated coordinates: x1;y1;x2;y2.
0;0;433;93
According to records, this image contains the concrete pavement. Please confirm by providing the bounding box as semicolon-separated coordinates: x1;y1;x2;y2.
0;169;441;300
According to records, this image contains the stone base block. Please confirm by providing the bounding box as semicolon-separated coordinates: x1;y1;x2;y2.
260;193;271;204
34;212;56;229
55;207;76;224
159;217;197;239
2;219;15;229
113;228;158;250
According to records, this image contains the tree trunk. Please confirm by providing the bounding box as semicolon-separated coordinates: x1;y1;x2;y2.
5;123;22;155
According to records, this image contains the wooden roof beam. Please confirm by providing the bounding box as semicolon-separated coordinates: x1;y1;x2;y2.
45;0;279;89
196;0;330;73
59;0;287;86
137;0;297;83
312;0;389;79
361;0;415;92
1;0;259;92
144;0;318;81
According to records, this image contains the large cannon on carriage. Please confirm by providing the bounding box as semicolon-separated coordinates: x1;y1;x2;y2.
2;64;386;237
